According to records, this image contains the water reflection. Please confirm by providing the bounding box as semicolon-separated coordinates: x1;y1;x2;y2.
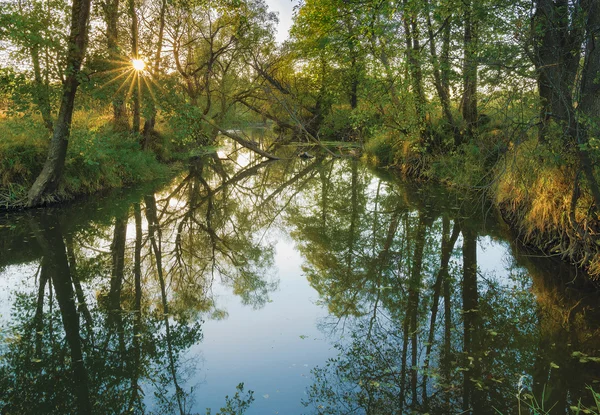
0;151;599;414
294;163;600;414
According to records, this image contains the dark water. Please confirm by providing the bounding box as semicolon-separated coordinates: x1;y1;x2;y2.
1;146;599;414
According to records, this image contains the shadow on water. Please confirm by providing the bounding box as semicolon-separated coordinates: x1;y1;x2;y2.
0;148;599;414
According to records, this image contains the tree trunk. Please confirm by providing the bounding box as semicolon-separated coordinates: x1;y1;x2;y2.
533;0;600;210
425;2;460;145
577;0;600;210
129;0;140;133
31;43;53;132
104;0;128;129
26;0;92;207
461;0;478;141
533;0;581;144
403;0;428;138
142;0;167;145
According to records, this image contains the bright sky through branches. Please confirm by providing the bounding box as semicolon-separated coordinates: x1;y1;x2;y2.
264;0;297;43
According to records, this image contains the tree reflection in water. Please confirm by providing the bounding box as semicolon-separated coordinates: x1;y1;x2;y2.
1;152;599;414
290;159;600;415
0;150;313;413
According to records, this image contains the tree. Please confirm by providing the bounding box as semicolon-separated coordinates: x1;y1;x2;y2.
531;0;600;211
26;0;93;206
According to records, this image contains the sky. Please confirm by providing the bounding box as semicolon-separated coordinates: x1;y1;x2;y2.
264;0;298;43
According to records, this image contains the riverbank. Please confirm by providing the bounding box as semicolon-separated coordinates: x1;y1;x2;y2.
0;113;181;209
364;133;600;281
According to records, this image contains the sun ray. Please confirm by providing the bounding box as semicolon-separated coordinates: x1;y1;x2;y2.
141;76;157;102
105;57;134;66
125;71;137;99
114;70;136;96
144;73;164;91
98;66;132;76
98;68;134;90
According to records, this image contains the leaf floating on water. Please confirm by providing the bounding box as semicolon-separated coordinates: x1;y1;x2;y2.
299;335;308;340
31;358;42;363
550;362;559;369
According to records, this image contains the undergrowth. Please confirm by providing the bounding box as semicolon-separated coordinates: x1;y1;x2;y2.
493;139;600;277
494;384;600;415
0;112;176;208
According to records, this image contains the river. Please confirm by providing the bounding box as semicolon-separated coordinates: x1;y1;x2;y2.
1;144;599;414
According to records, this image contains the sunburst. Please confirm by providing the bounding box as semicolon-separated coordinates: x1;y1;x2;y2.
99;55;161;106
132;58;145;71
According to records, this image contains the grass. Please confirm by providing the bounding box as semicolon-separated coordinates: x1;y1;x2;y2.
0;111;176;208
494;385;600;415
493;138;600;277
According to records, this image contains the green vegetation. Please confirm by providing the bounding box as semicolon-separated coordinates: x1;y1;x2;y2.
0;113;172;207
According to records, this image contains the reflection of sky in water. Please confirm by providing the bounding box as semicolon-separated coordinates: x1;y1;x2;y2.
0;264;38;331
0;222;537;414
182;237;337;414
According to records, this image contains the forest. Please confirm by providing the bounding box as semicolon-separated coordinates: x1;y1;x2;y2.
0;0;598;275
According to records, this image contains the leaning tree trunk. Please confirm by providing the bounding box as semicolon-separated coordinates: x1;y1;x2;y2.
26;0;92;207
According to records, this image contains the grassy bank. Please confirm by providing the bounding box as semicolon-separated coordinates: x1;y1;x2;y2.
0;112;178;208
363;128;600;280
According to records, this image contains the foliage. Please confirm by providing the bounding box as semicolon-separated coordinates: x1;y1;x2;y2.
363;131;396;167
205;383;255;415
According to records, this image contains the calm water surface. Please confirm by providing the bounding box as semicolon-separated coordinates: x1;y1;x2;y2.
1;147;599;414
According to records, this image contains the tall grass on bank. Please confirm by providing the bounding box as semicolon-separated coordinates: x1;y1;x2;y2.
0;112;173;207
494;139;600;278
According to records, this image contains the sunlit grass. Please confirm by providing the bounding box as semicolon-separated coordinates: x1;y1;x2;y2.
0;111;173;207
493;138;600;277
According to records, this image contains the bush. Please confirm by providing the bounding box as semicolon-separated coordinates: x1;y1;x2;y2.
363;132;396;166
